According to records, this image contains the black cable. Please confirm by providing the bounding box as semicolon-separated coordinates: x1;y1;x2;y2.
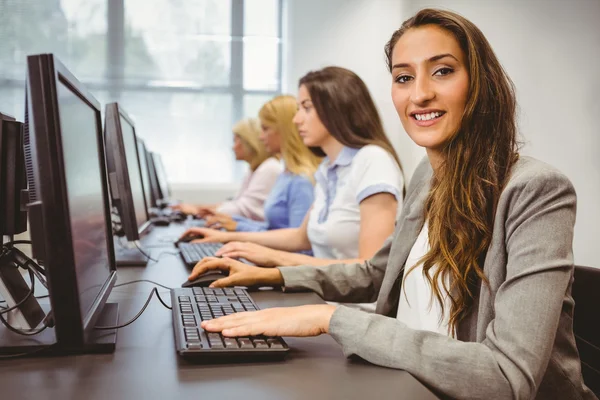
133;241;158;262
0;312;48;336
0;269;35;315
114;279;173;291
2;240;33;247
0;344;54;359
94;287;171;330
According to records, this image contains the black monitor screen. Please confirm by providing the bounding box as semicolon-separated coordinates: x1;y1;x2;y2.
119;116;147;231
136;140;153;210
154;154;170;199
57;80;111;320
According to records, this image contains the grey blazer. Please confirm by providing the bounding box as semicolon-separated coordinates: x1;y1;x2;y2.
278;156;596;400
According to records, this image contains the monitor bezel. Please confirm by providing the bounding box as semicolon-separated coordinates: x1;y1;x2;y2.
145;148;162;207
104;102;150;240
25;54;117;348
135;137;154;212
152;153;171;202
0;112;27;235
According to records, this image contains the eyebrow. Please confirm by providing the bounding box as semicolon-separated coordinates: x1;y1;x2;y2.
392;53;459;70
300;99;312;106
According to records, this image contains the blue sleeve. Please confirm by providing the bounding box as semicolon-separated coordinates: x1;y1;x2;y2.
232;215;269;232
287;176;315;228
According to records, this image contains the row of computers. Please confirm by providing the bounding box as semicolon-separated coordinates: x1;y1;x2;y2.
0;53;288;360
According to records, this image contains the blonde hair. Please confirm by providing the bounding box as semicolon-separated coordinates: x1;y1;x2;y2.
259;95;321;180
232;118;270;171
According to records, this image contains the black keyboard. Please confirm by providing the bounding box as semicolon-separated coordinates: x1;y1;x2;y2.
171;287;289;361
178;242;222;267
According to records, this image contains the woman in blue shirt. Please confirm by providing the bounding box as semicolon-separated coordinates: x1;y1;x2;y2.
206;95;321;233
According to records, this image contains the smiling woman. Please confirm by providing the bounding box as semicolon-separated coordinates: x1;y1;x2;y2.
189;8;595;400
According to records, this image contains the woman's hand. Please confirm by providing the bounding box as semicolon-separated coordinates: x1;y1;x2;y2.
205;213;238;231
189;257;283;287
178;227;232;244
201;305;337;337
196;206;217;218
215;241;284;267
171;203;199;216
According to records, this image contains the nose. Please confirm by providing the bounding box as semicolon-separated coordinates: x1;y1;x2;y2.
292;110;301;125
411;75;435;105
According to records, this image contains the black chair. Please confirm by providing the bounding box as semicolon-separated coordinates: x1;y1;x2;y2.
573;265;600;395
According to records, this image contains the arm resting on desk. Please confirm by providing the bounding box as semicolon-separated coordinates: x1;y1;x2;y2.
276;235;392;303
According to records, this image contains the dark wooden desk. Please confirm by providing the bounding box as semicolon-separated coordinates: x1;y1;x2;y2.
0;231;439;400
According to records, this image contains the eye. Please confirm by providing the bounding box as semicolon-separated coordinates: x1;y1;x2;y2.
394;75;413;84
434;67;454;76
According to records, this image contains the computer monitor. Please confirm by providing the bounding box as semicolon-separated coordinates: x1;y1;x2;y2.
145;147;162;208
136;138;154;211
0;112;27;236
7;53;118;354
103;103;150;242
152;153;171;205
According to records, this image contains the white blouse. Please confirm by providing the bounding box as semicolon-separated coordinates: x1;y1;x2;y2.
216;157;282;221
396;222;453;336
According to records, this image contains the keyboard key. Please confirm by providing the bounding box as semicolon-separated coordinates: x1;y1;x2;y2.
238;338;254;349
267;339;284;349
253;339;269;349
188;343;203;349
223;338;239;348
178;296;191;303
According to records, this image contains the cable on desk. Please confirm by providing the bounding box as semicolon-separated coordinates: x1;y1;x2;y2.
133;241;158;263
94;287;172;330
153;250;181;262
114;279;173;291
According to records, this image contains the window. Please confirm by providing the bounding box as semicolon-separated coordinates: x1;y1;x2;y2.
0;0;283;184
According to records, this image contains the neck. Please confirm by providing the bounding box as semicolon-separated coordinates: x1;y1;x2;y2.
321;138;344;165
426;148;444;173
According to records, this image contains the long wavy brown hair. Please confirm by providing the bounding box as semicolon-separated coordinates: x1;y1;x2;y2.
298;67;404;178
385;9;519;334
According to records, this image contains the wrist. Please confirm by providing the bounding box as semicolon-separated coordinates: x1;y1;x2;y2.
321;305;337;334
259;268;284;286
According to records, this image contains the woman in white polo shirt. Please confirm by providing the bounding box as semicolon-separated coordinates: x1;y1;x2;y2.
181;66;404;268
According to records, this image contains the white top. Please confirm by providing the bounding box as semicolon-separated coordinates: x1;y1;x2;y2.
217;157;282;221
396;222;453;336
307;145;404;260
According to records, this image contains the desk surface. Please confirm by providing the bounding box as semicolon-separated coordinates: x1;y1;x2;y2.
0;226;438;400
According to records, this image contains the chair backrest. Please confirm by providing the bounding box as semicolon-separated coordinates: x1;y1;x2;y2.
573;265;600;396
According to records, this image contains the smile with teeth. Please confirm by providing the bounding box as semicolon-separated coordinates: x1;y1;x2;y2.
413;111;445;121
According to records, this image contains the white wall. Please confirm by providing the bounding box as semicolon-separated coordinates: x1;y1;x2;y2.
283;0;425;180
402;0;600;266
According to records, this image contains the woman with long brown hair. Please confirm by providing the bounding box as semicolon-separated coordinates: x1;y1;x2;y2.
186;8;594;399
181;67;405;273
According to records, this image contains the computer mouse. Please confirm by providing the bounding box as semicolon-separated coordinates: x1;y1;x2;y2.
152;217;170;227
176;232;204;245
181;271;228;288
170;210;186;222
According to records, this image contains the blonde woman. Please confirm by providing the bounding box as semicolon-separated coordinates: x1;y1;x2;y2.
173;118;281;220
205;95;321;232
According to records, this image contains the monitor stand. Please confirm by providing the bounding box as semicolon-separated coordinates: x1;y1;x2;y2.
0;303;119;356
113;237;150;266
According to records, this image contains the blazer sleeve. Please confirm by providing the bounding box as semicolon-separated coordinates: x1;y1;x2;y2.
327;170;578;400
277;233;393;303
